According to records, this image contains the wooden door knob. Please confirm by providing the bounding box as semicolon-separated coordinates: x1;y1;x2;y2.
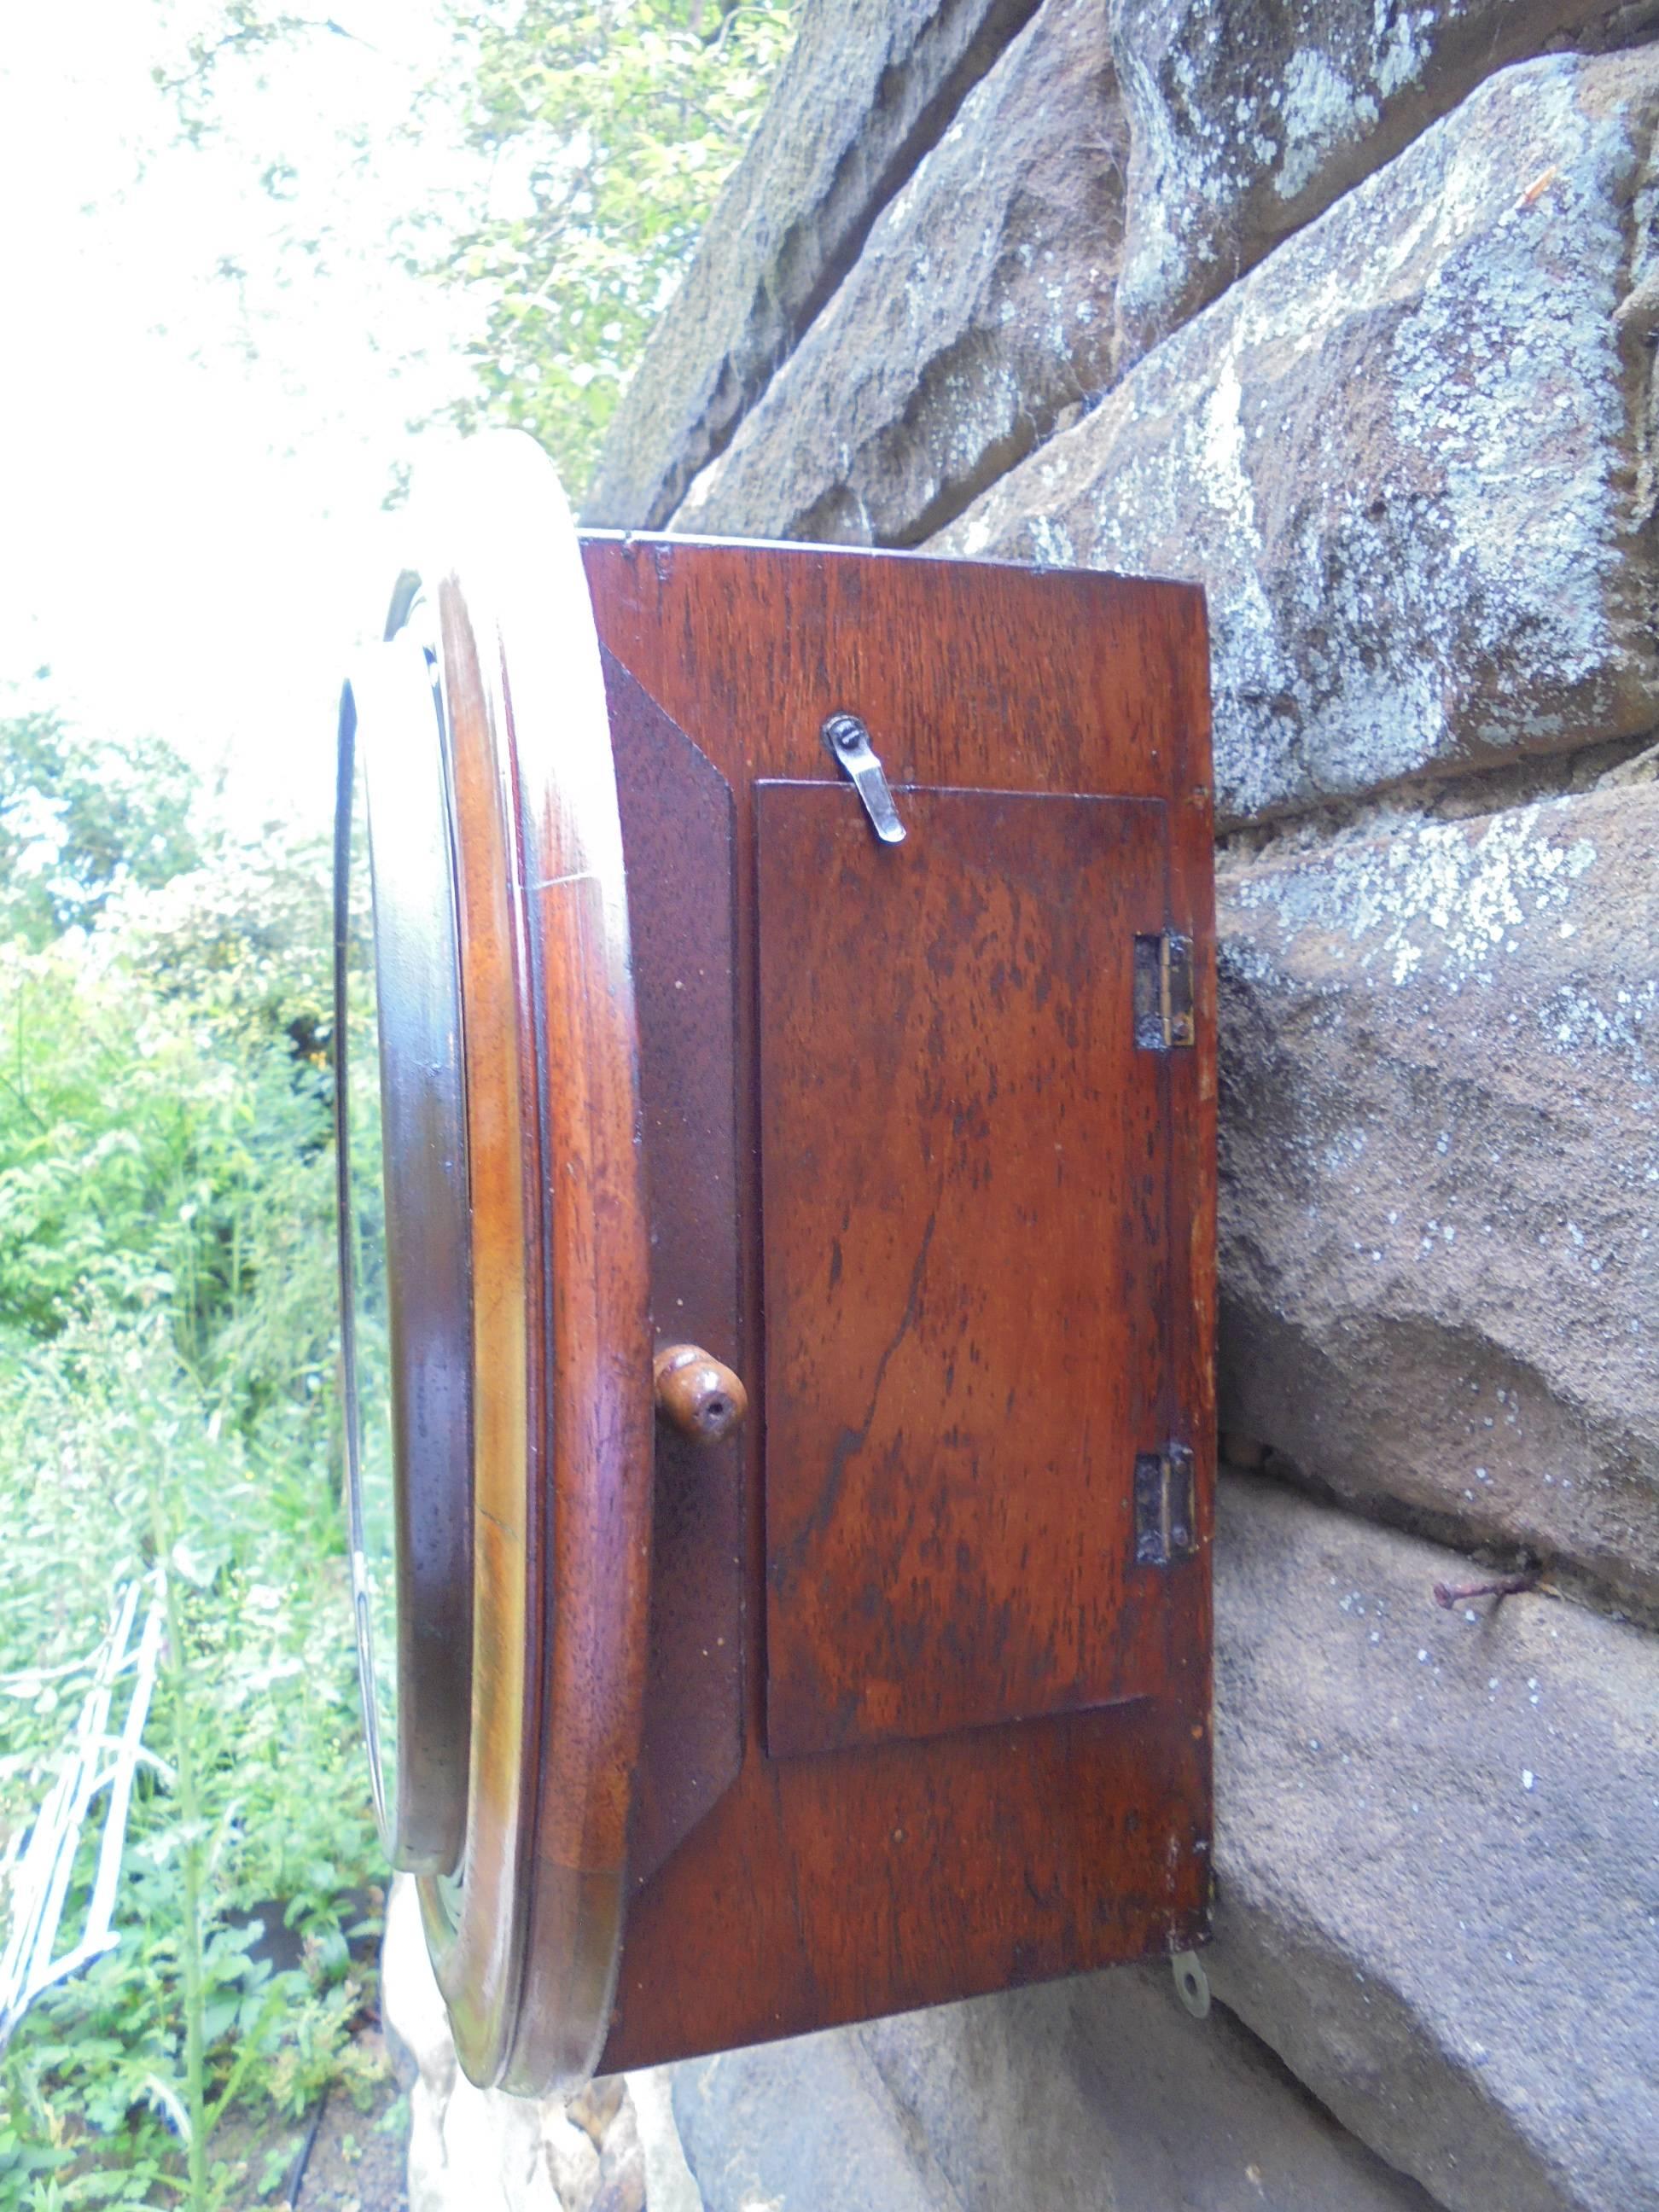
654;1344;748;1445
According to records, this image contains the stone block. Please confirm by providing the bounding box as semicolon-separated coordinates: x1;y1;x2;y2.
941;50;1659;823
380;1877;695;2212
1217;775;1659;1620
1210;1476;1659;2212
672;1963;1438;2210
583;0;1043;529
1108;0;1659;362
672;0;1124;546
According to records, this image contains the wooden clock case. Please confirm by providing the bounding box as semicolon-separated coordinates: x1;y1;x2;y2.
338;436;1216;2098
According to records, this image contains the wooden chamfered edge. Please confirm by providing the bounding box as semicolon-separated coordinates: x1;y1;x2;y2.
604;657;745;1889
579;533;1215;2072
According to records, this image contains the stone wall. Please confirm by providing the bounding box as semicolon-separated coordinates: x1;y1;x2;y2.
394;6;1659;2207
579;4;1659;2212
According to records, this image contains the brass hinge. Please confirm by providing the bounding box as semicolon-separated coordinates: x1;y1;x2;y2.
1132;1443;1197;1568
1133;933;1195;1051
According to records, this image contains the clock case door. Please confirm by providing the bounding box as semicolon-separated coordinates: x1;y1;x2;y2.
589;533;1215;2073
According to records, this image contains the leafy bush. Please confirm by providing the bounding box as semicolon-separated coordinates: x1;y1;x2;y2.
0;724;384;2209
0;710;198;952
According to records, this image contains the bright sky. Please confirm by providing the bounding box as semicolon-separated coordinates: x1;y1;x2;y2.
0;2;489;827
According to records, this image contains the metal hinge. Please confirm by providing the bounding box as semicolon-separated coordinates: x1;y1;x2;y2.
1133;933;1195;1051
1133;1444;1197;1568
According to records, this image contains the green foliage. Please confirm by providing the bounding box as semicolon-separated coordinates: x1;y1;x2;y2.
447;0;797;485
160;0;798;494
0;710;197;952
0;1329;381;2209
0;720;383;2209
0;822;333;1380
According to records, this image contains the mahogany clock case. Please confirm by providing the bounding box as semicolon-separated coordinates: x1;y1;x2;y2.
585;534;1216;2075
337;455;1215;2095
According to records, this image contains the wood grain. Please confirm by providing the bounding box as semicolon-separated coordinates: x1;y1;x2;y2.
490;452;653;2098
419;566;542;2090
757;785;1172;1756
607;656;745;1891
405;438;655;2098
579;533;1215;2070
